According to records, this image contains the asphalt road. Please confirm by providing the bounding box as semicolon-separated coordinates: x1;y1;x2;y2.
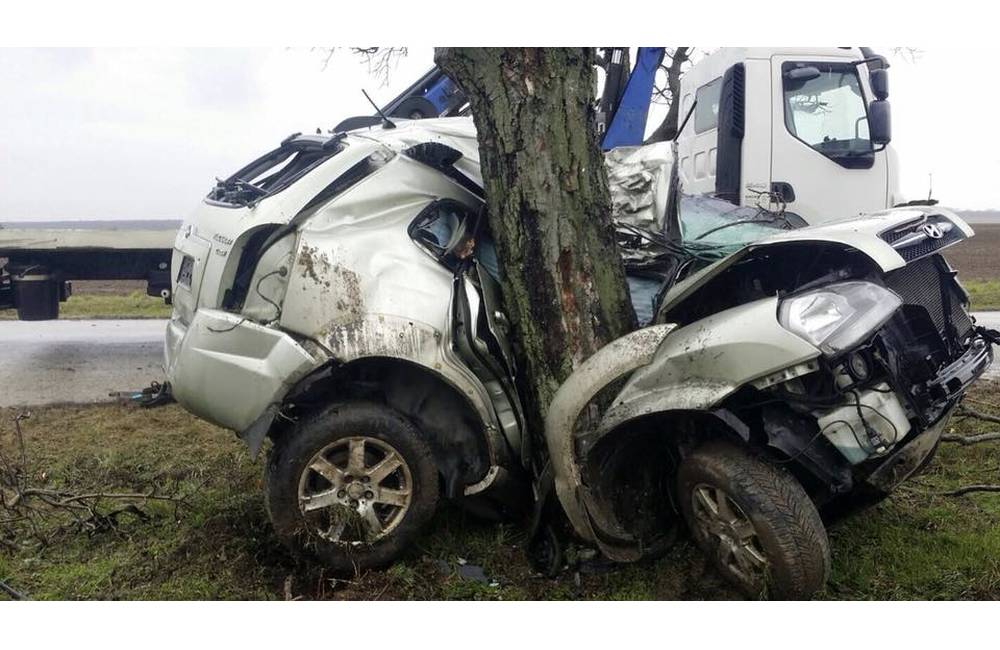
2;314;999;408
0;319;166;407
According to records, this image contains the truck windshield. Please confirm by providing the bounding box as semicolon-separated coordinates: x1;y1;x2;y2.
782;62;873;168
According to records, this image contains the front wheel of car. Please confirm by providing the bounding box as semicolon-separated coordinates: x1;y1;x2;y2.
265;402;439;574
676;440;830;600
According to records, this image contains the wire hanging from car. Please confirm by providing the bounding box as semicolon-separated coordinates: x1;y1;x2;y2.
254;267;288;322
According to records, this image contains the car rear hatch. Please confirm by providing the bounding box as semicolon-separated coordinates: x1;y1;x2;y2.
170;134;385;322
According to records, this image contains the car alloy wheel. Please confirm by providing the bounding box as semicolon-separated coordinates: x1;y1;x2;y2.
297;435;413;544
690;483;769;589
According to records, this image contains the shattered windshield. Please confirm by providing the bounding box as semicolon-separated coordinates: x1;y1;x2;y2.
678;195;802;254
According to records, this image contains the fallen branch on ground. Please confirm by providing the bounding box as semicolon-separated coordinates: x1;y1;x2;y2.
937;485;1000;497
1;411;191;550
0;578;28;600
940;432;1000;445
941;405;1000;445
956;405;1000;426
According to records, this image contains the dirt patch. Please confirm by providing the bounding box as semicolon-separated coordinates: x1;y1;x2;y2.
948;223;1000;281
70;280;147;296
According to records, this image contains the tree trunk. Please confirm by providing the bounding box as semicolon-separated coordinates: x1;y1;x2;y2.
435;47;636;436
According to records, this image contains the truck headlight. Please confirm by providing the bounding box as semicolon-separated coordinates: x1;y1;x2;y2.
778;281;901;355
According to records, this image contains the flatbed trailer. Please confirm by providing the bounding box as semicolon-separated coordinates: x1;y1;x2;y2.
0;220;179;320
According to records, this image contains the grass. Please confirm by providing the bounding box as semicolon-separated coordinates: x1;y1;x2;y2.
965;280;1000;312
0;290;171;321
59;290;172;319
3;381;1000;600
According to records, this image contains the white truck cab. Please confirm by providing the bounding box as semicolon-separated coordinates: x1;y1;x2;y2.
675;47;899;224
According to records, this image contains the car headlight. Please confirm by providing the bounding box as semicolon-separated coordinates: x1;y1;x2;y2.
778;281;901;355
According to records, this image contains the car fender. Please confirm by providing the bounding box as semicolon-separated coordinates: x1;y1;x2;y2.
599;296;821;437
544;324;676;543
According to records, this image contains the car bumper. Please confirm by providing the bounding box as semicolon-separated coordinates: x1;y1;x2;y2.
864;329;992;493
864;405;954;493
164;309;323;432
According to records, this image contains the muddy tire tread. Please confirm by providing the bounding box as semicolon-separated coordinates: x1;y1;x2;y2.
265;401;439;574
678;441;830;599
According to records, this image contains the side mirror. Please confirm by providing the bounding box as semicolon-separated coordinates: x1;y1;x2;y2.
869;100;891;145
870;69;889;100
783;65;821;91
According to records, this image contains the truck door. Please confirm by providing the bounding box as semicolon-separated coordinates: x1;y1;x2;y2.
769;55;890;224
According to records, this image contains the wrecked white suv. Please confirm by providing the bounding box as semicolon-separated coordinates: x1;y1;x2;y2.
166;118;993;598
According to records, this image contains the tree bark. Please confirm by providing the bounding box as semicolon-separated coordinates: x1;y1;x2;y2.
435;47;636;435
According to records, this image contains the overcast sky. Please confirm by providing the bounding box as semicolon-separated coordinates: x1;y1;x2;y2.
0;47;997;221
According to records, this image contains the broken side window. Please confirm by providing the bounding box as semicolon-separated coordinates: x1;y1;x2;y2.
206;134;347;208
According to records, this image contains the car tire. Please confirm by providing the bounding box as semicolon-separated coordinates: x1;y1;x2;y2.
676;440;830;600
265;401;439;574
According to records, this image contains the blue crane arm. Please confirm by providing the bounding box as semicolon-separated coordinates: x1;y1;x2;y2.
601;47;665;150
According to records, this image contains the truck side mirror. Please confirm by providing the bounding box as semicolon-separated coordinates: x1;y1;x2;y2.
869;100;891;146
870;69;889;100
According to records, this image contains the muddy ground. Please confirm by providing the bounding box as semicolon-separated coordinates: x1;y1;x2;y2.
949;223;1000;280
2;381;1000;600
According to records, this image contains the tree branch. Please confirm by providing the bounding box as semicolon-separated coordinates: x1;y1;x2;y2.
0;578;28;601
1;412;190;550
644;47;691;144
349;47;409;86
937;485;1000;497
956;405;1000;426
940;432;1000;445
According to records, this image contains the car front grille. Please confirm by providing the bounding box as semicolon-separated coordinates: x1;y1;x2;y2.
879;214;966;262
884;254;974;346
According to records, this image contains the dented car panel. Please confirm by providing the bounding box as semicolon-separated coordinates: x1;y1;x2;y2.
655;207;973;320
600;297;821;434
544;194;989;556
544;324;677;546
166;119;516;500
164;309;321;432
168;117;992;587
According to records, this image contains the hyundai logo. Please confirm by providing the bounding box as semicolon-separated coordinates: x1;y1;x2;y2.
920;223;944;239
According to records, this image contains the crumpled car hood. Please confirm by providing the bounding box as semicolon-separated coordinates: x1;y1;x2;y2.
657;206;973;317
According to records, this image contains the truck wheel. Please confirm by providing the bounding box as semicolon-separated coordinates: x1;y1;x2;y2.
390;96;438;120
266;402;439;574
14;274;60;320
676;441;830;599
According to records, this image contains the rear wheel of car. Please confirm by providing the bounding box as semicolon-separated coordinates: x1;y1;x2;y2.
266;402;439;574
676;440;830;600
